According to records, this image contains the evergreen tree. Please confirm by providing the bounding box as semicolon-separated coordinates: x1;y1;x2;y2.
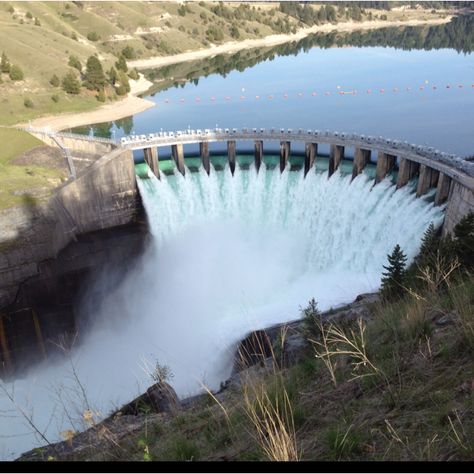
115;55;128;72
381;244;408;301
107;66;118;85
1;52;11;73
416;223;439;270
453;212;474;270
62;71;81;94
83;55;106;91
301;298;321;343
117;70;130;94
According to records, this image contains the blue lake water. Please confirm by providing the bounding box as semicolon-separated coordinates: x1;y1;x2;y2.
76;26;474;157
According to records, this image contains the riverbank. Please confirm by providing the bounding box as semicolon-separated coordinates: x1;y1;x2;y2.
16;75;155;133
129;16;452;70
17;15;452;133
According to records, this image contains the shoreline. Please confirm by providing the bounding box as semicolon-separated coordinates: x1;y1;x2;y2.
129;16;452;70
16;76;155;133
18;16;451;133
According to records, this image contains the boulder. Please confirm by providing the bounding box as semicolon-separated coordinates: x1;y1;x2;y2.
115;381;179;416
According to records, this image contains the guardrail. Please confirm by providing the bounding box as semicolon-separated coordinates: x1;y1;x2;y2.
119;128;474;180
21;127;117;145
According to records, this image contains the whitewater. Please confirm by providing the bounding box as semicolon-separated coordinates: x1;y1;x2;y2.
0;163;444;460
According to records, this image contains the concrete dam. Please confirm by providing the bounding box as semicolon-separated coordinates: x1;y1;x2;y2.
0;126;473;460
0;129;474;378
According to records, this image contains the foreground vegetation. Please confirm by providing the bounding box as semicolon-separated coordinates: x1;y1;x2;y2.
0;1;455;125
19;214;474;462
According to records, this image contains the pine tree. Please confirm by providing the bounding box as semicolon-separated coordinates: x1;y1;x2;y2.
115;55;128;73
116;70;130;94
107;66;118;85
84;55;106;91
381;244;408;301
453;212;474;270
62;71;81;94
415;222;439;270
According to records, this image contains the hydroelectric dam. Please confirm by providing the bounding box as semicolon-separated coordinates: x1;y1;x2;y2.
1;126;473;378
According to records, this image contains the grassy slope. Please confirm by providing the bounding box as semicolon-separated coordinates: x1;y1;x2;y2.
0;2;448;125
0;128;66;208
23;273;474;462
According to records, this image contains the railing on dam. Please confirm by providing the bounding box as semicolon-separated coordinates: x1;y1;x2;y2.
121;127;474;179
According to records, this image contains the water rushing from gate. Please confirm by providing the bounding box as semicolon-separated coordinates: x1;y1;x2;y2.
0;164;444;461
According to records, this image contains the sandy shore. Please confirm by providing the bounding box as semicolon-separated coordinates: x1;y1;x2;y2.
129;16;452;70
20;16;451;132
18;75;155;132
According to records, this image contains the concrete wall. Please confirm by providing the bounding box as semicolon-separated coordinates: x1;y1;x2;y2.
29;132;115;156
0;148;139;308
443;182;474;235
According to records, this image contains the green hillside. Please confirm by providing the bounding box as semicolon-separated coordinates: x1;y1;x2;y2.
0;1;450;125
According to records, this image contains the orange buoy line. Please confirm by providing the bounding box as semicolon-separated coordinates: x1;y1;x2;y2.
158;83;472;105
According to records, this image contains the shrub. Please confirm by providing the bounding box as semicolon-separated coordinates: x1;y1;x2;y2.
230;24;240;39
51;94;59;103
127;68;139;80
24;97;34;108
49;74;60;87
1;52;11;73
71;32;78;41
87;31;100;42
26;11;33;19
9;65;24;81
68;55;82;72
121;46;136;60
97;88;106;102
34;17;41;26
